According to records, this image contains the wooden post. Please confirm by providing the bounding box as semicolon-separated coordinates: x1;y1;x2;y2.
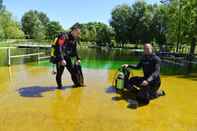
7;48;11;66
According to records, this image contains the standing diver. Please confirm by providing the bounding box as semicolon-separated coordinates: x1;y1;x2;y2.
122;43;165;108
54;25;83;89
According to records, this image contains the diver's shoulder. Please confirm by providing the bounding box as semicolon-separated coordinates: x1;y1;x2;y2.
153;54;161;61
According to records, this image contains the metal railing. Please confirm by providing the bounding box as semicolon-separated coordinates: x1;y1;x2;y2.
0;47;50;66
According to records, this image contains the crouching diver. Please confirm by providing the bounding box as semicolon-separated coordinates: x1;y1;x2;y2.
122;43;165;109
55;25;83;89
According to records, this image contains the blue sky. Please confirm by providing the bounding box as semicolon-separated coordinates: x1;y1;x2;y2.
4;0;160;29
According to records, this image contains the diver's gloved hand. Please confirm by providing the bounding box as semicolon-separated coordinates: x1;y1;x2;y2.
122;64;128;68
141;80;149;86
60;60;67;66
76;60;81;65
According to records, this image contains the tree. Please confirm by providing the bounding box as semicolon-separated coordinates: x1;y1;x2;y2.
21;10;46;39
95;23;115;46
31;18;46;40
80;23;97;42
46;21;64;40
78;22;115;46
0;24;5;39
129;2;153;44
35;11;50;37
0;10;24;39
110;4;132;46
166;0;197;54
35;11;50;27
0;0;4;10
110;2;155;47
150;5;168;51
181;0;197;55
87;24;97;42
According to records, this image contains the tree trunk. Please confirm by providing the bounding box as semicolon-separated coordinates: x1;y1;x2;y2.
187;37;196;74
190;37;196;56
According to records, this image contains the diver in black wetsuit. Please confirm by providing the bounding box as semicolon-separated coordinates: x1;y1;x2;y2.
123;43;165;108
55;26;82;89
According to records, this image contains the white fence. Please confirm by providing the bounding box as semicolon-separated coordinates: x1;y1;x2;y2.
0;47;50;66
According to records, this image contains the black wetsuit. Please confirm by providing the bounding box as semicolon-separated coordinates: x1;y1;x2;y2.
55;32;81;88
128;54;161;104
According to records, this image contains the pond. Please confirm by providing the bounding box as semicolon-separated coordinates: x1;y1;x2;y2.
0;46;197;75
36;47;197;75
0;46;197;131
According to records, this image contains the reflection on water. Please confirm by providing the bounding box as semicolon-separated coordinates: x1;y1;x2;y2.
1;47;197;75
0;47;49;66
35;48;197;75
34;48;139;70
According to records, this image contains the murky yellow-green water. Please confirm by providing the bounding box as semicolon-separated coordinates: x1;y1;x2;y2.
0;62;197;131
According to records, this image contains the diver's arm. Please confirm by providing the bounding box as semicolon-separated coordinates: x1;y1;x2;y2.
128;60;142;69
56;41;64;62
147;57;161;82
74;42;80;60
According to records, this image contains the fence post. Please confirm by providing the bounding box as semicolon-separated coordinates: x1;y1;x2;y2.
7;48;11;66
37;48;40;63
